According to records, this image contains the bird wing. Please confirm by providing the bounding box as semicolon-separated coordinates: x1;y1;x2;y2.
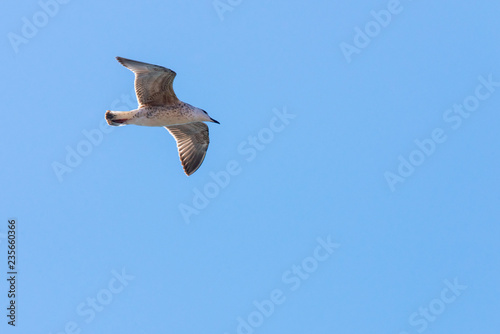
165;122;210;176
116;56;179;107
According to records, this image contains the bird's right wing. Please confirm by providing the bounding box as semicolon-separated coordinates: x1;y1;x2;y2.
116;57;179;107
165;122;210;176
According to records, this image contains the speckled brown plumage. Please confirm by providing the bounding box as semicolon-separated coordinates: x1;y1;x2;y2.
105;57;220;176
116;56;179;107
165;123;210;176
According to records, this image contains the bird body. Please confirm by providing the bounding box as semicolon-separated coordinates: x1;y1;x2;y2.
106;103;213;127
105;57;219;176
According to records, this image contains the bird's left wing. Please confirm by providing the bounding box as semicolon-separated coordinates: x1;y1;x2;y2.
165;122;210;176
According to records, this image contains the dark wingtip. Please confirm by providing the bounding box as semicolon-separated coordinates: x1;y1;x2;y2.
116;56;126;65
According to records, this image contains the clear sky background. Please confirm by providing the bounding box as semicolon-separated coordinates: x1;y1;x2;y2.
1;0;500;333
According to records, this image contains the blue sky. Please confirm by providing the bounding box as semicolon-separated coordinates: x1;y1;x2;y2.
1;0;500;333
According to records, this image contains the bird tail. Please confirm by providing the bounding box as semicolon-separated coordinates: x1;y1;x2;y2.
105;110;133;126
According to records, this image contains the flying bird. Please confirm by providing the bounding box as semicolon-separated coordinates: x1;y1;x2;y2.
105;56;219;176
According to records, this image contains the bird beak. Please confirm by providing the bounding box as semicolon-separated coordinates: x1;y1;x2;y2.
210;117;220;124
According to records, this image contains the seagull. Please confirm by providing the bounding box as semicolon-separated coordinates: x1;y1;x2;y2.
105;56;219;176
